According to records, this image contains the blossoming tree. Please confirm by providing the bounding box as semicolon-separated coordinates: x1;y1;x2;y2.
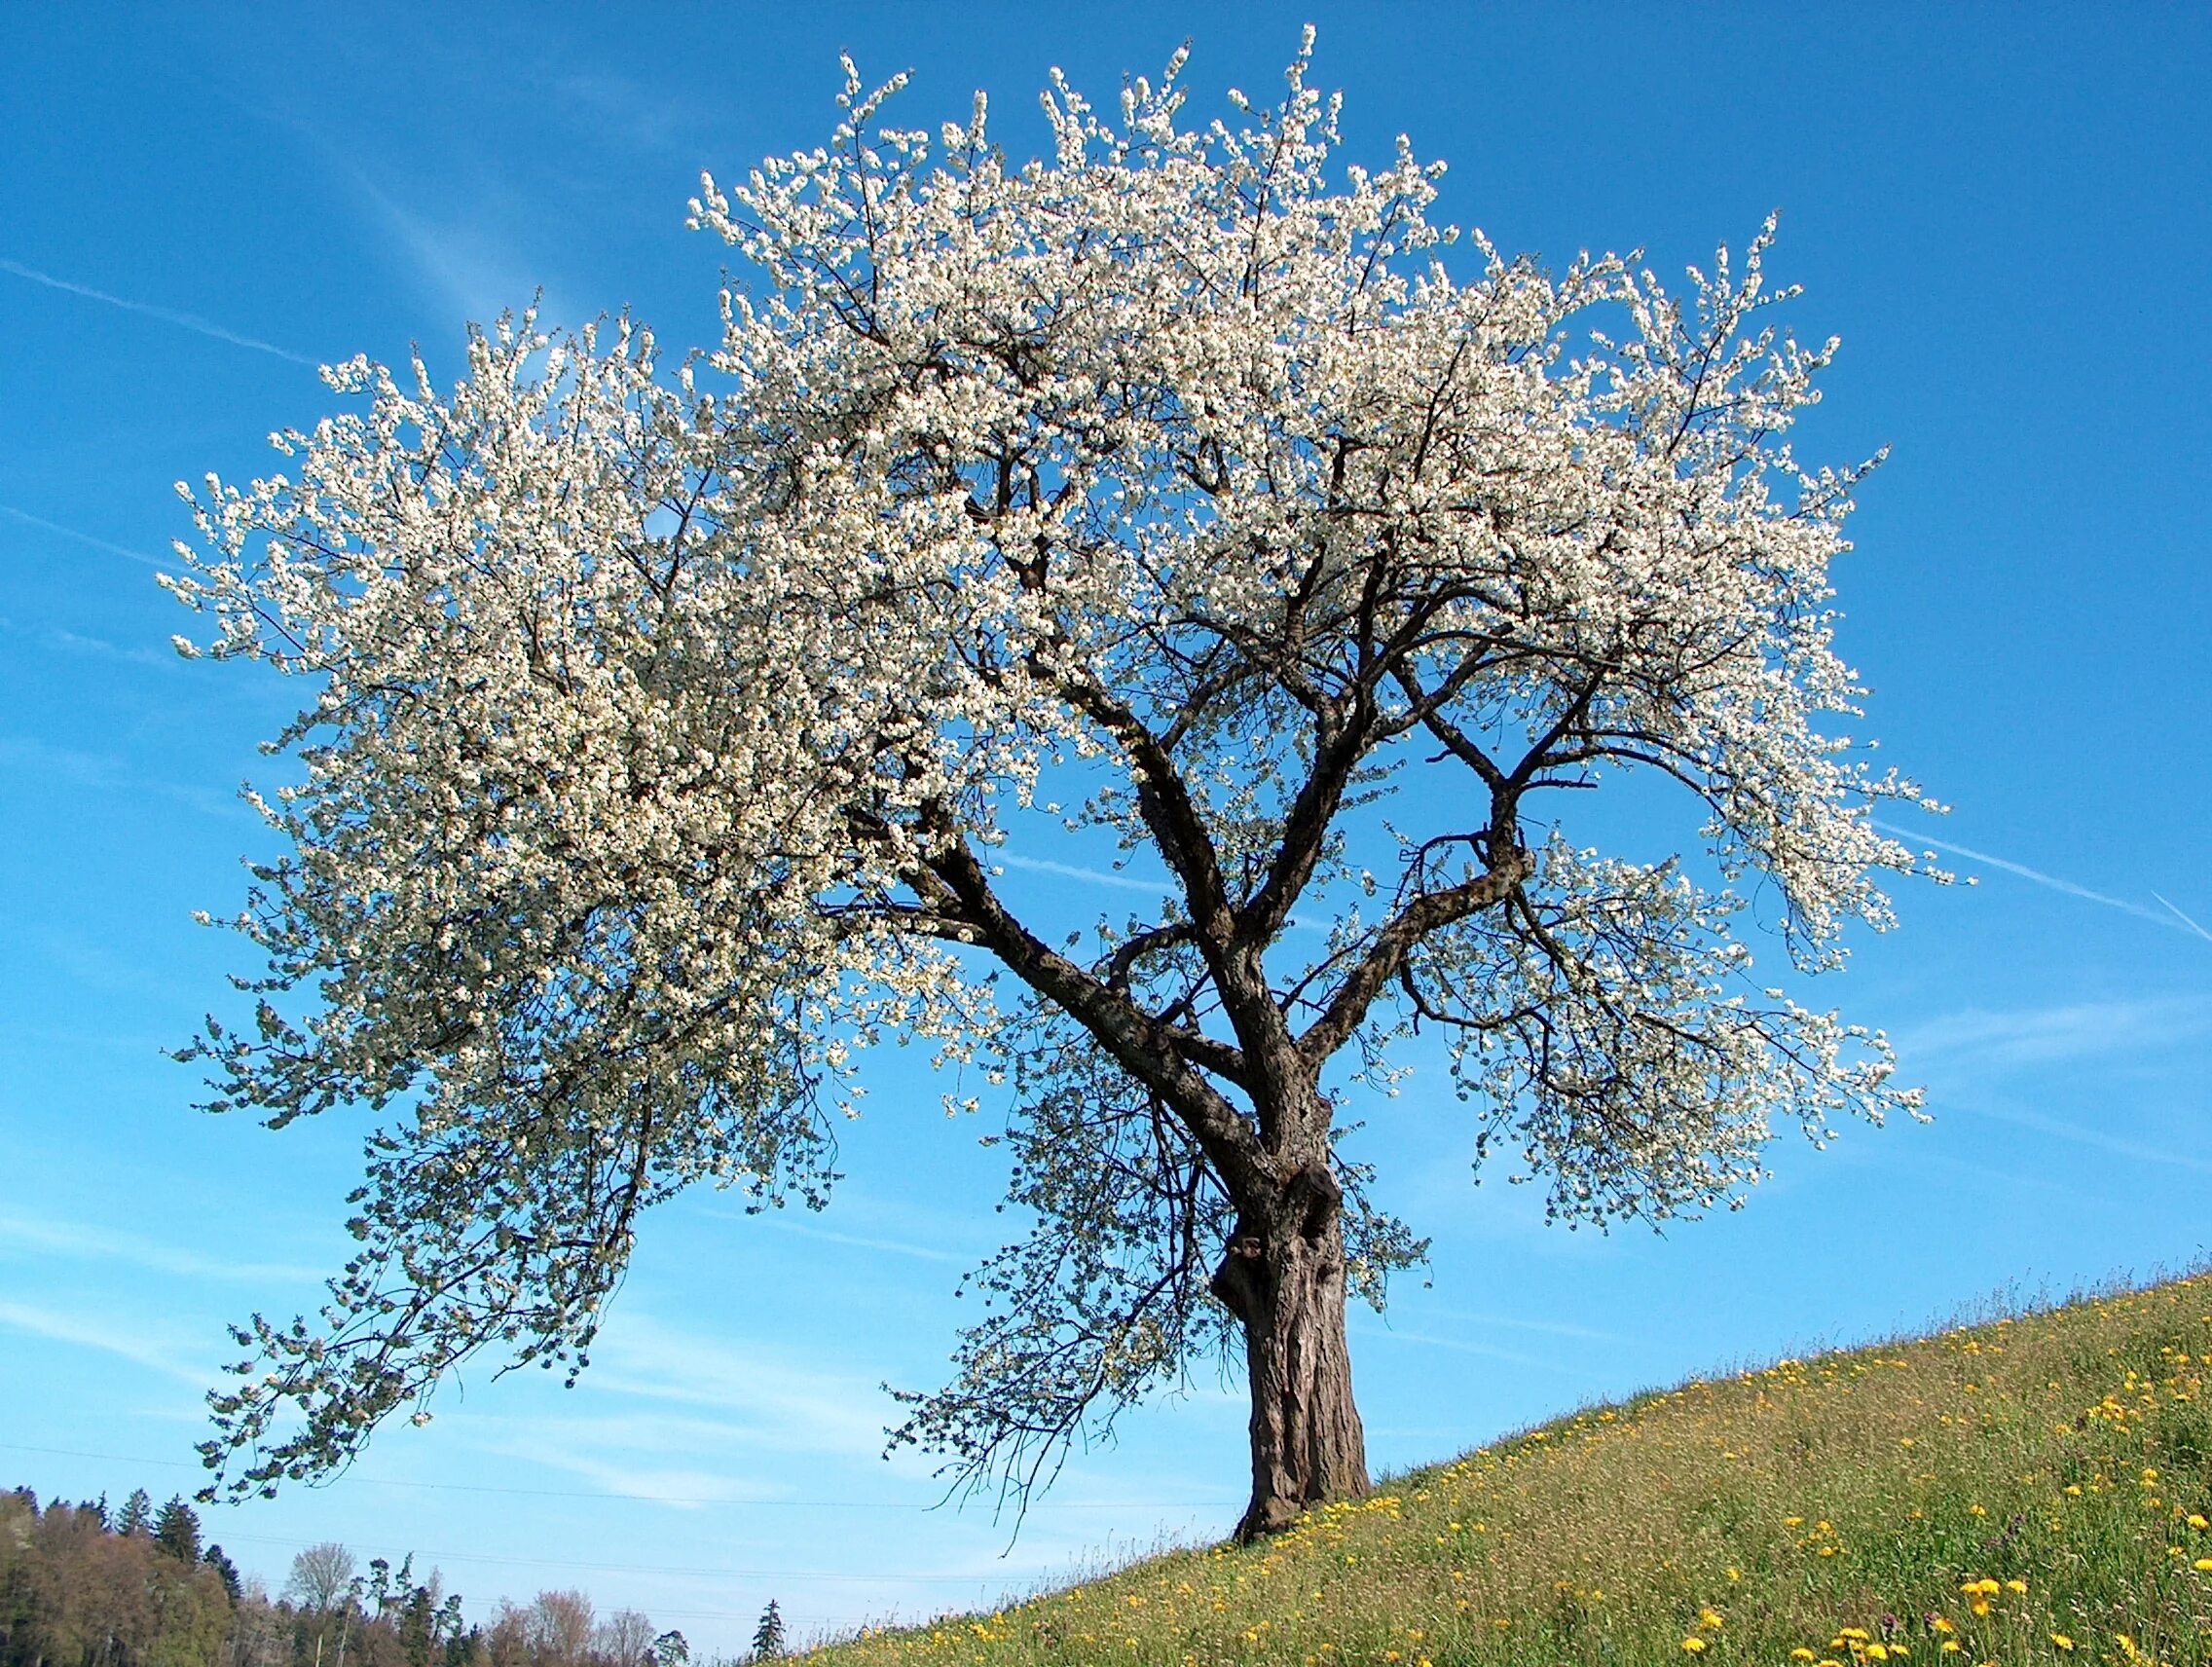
171;39;1935;1540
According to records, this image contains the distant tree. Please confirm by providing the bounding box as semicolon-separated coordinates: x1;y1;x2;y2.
153;1496;203;1564
221;1578;296;1667
146;1544;232;1667
650;1631;688;1667
524;1592;593;1667
36;1506;160;1667
286;1543;358;1612
446;1623;491;1667
749;1603;784;1662
378;1561;463;1667
483;1604;532;1667
116;1490;153;1537
0;1491;36;1667
179;36;1935;1540
202;1542;241;1602
365;1556;405;1621
593;1611;654;1667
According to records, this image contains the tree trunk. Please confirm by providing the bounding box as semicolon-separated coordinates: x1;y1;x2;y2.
1210;1163;1369;1540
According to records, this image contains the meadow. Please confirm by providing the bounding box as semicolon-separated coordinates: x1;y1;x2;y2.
806;1275;2212;1666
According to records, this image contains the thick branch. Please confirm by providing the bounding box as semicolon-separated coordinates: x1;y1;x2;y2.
1298;843;1531;1063
908;807;1272;1199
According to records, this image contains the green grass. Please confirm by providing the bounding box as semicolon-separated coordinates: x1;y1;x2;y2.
802;1273;2212;1666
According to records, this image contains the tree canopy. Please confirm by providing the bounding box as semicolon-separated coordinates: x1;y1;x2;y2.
171;36;1935;1535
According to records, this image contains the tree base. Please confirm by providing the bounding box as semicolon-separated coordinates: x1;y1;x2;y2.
1213;1164;1370;1539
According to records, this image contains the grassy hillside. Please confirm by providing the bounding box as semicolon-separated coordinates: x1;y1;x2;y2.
809;1274;2212;1667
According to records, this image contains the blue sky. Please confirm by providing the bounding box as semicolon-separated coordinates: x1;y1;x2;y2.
3;0;2209;1651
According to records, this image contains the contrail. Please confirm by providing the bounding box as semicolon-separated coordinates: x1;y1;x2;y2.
1877;820;2203;939
2153;892;2212;945
0;503;165;569
997;852;1173;893
0;254;319;367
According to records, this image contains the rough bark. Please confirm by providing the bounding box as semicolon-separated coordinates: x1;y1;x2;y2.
1210;1163;1370;1541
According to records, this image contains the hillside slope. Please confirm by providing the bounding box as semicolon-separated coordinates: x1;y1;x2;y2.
810;1274;2212;1666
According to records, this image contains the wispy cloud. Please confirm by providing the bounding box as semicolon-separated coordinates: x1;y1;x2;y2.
535;69;704;159
0;255;318;366
583;1314;895;1455
337;167;538;323
0;1300;208;1386
37;624;178;669
1954;1099;2212;1177
463;1413;808;1511
1348;1321;1593;1375
0;502;166;569
0;735;246;821
753;1214;976;1267
1900;995;2212;1072
1876;821;2205;941
1410;1304;1621;1344
0;1212;322;1285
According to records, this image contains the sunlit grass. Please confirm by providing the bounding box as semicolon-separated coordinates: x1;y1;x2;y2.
801;1273;2212;1665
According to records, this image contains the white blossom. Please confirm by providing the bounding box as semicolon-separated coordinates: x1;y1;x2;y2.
171;37;1935;1506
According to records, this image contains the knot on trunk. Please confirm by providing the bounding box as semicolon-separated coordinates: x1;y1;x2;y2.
1207;1163;1345;1320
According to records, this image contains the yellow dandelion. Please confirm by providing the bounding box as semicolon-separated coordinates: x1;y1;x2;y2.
1681;1639;1708;1654
2051;1636;2075;1652
2005;1579;2027;1595
1866;1646;1891;1663
2190;1513;2209;1530
1700;1609;1726;1631
2194;1557;2212;1572
1791;1651;1817;1662
1939;1645;1962;1655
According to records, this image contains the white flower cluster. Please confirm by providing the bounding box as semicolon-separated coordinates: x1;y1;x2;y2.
169;35;1935;1501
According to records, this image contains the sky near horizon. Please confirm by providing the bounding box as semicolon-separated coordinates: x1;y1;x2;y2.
3;1;2210;1652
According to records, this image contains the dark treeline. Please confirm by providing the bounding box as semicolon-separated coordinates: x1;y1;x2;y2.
0;1489;730;1667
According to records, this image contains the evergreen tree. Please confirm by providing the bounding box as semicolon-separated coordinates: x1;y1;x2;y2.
445;1624;488;1667
203;1543;242;1603
116;1489;152;1537
749;1602;784;1661
650;1632;688;1667
154;1496;203;1563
